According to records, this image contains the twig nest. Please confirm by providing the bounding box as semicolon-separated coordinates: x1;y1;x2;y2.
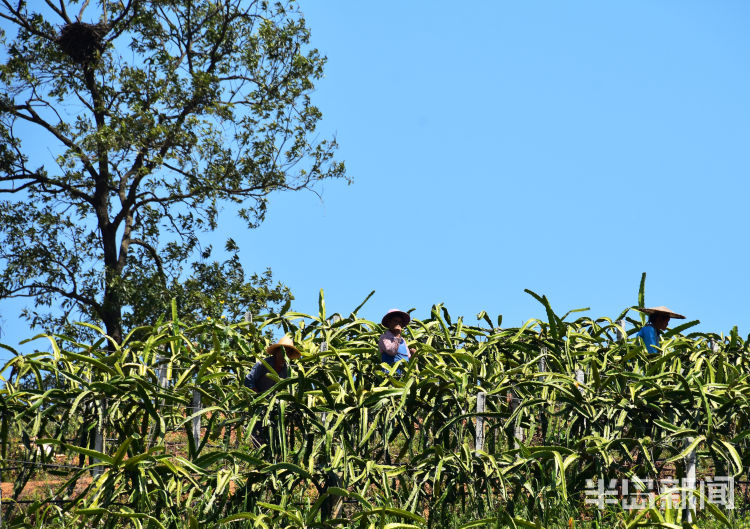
56;21;109;64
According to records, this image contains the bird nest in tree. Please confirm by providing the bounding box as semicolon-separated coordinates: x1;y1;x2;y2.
56;21;109;64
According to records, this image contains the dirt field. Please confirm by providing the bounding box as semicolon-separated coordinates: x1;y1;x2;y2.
1;476;92;500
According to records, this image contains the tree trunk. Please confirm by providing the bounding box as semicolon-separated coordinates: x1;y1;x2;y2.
101;229;123;345
102;288;123;345
99;216;123;345
86;57;124;346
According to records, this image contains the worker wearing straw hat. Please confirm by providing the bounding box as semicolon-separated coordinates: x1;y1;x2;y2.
634;306;686;354
244;335;301;393
378;309;416;373
243;335;301;448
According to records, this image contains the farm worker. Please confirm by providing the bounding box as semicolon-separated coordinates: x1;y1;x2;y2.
243;335;301;448
378;309;416;373
634;306;686;354
244;335;301;393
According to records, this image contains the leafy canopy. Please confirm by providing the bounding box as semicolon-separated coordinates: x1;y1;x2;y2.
0;0;347;341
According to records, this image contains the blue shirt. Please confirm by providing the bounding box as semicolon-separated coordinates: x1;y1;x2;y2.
381;338;409;365
636;324;660;354
379;330;410;374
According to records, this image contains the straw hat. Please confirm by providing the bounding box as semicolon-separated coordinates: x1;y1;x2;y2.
266;335;301;359
635;306;686;319
381;308;410;327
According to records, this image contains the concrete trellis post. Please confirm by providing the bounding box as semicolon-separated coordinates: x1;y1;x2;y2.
154;355;167;412
538;347;549;440
157;356;168;388
93;397;106;478
149;355;169;445
513;422;524;447
509;390;523;449
538;347;547;375
616;319;626;342
475;391;486;451
681;339;718;521
575;368;587;430
684;439;697;522
192;388;202;450
575;369;585;391
319;341;329;425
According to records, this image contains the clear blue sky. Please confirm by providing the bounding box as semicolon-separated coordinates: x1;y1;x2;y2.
232;1;750;331
2;1;750;361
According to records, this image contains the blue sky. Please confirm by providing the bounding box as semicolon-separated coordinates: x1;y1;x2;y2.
2;1;750;361
233;1;750;331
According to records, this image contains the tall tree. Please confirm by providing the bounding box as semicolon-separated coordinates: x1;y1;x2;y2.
0;0;346;342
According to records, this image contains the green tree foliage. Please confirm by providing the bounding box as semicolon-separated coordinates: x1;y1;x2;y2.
125;240;292;330
0;0;346;342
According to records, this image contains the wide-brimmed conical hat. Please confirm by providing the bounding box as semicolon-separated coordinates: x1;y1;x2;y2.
266;335;301;359
635;306;686;319
381;309;410;327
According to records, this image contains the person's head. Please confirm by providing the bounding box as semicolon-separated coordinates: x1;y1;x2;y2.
639;306;686;331
649;312;671;331
267;335;301;362
381;309;410;334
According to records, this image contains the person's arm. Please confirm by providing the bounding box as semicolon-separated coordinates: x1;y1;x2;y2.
379;333;400;357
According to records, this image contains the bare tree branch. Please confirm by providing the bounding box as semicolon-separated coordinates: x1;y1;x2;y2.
3;283;101;314
43;0;70;23
130;238;166;286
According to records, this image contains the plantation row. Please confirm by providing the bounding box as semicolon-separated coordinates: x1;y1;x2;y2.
2;292;750;528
